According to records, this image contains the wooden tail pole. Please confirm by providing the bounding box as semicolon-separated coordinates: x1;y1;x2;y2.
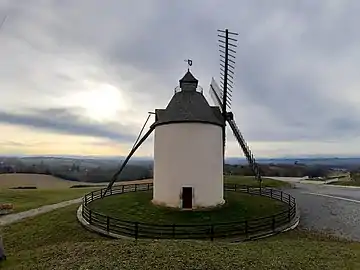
104;125;155;196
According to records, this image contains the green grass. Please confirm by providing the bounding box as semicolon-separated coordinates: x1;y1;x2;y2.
88;190;287;224
224;175;292;188
0;187;97;213
330;180;360;187
1;204;360;270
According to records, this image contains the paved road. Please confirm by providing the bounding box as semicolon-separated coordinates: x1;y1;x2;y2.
269;177;360;241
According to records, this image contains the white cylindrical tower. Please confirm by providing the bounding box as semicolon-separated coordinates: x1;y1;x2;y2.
151;70;225;209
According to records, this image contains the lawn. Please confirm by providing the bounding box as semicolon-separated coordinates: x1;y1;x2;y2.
88;190;287;224
224;175;292;188
0;187;97;213
330;180;360;187
1;204;359;270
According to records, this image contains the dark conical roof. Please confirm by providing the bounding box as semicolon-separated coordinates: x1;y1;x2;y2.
179;70;198;91
152;71;224;128
179;70;198;84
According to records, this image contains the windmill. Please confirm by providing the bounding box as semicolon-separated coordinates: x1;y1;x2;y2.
210;29;262;186
104;29;263;205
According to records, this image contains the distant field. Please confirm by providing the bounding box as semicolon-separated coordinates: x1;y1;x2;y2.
0;173;153;189
224;175;292;188
0;174;152;212
331;180;360;187
0;173;104;189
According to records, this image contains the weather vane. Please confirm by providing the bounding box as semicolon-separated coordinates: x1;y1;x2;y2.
184;59;193;70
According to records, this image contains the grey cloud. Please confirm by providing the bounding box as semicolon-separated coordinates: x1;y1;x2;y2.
2;0;360;156
0;108;136;143
0;141;27;147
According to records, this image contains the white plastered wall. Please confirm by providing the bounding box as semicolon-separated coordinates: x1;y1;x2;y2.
153;122;224;208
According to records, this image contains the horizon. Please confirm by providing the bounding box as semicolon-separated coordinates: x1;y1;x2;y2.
2;1;360;157
2;153;360;160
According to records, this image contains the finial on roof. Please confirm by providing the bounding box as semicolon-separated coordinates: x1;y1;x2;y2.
184;59;193;71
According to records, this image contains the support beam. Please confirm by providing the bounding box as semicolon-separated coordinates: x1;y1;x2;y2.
104;125;155;195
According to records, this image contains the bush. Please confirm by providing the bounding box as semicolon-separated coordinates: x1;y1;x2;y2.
9;186;37;190
70;185;98;188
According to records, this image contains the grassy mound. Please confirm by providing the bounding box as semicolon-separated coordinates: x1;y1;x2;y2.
88;190;287;224
1;204;359;270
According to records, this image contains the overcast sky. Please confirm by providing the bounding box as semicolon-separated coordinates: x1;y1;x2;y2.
1;0;360;158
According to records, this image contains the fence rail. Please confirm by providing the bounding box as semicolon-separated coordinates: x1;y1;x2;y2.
81;183;297;240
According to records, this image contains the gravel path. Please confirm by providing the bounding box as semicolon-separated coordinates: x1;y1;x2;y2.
272;178;360;241
0;198;82;226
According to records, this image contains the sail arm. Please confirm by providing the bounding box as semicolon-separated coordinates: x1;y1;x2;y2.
227;118;262;185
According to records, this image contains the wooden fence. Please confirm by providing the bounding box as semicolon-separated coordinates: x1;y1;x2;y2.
81;183;296;240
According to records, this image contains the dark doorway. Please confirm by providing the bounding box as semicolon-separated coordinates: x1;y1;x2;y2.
182;187;193;209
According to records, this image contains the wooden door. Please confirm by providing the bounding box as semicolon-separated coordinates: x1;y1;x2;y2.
182;187;193;209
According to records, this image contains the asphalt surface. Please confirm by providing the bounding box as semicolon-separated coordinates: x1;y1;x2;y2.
270;177;360;241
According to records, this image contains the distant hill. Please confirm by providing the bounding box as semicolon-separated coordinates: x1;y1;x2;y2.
225;157;360;168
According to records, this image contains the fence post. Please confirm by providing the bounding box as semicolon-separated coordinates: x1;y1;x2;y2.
135;222;139;240
89;210;92;224
172;224;175;238
110;189;112;196
270;189;273;198
288;194;291;205
135;184;137;192
84;196;87;206
122;185;124;193
91;192;93;201
107;216;110;232
210;225;214;241
0;235;6;262
234;184;237;191
280;191;283;201
100;189;103;198
148;183;150;190
272;215;275;231
246;186;249;193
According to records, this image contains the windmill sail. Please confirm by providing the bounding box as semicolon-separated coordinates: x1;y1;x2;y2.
227;118;262;183
209;77;223;111
209;77;233;112
210;79;262;183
